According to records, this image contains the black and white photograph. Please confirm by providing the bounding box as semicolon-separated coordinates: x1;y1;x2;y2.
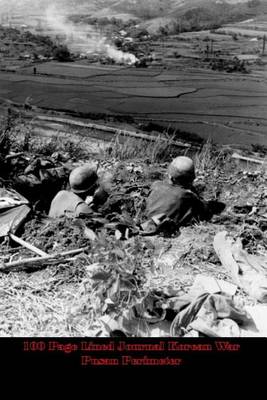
0;0;266;369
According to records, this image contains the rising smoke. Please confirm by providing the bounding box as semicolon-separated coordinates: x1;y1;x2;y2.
0;0;138;64
45;5;138;65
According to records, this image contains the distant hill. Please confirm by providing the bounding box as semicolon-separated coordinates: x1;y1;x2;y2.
67;0;267;33
0;1;260;17
1;0;267;34
84;0;265;19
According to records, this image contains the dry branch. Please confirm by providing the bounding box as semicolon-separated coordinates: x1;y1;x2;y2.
9;233;48;257
0;248;88;272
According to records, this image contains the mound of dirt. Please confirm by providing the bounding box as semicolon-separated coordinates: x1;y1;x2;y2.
22;217;90;253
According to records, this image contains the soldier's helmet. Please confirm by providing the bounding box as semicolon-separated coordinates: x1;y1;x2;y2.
69;165;98;194
168;156;195;184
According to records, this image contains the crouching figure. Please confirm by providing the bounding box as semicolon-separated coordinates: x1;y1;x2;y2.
142;156;225;235
49;164;108;218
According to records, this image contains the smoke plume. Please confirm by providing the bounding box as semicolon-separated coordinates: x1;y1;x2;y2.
45;5;138;65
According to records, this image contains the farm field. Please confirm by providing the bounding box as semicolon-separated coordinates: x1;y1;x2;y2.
218;15;267;38
149;30;266;70
1;62;267;146
19;62;125;78
2;6;267;148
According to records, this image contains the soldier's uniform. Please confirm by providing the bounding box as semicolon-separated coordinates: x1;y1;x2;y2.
48;190;93;218
143;156;225;235
48;164;110;219
145;180;212;228
49;186;109;218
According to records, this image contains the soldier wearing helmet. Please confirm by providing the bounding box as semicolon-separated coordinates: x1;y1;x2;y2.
167;156;196;186
143;156;225;235
49;164;109;218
